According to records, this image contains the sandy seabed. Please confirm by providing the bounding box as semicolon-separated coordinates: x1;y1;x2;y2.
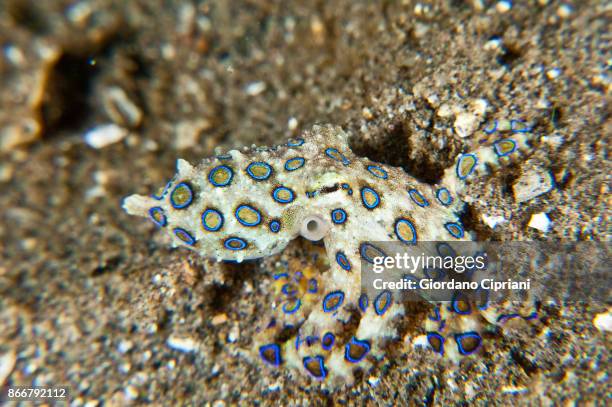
0;0;609;405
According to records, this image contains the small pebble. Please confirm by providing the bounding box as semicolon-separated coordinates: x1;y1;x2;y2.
557;4;573;19
454;112;480;138
245;81;267;96
227;324;240;343
593;309;612;332
84;124;128;149
547;68;562;79
124;385;139;400
362;107;374;121
288;117;298;131
167;335;198;353
482;214;507;229
102;87;143;128
174;119;211;150
118;340;133;354
528;212;551;233
211;313;228;325
0;350;16;385
496;1;512;13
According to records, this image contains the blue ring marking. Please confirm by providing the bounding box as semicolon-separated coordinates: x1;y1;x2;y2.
259;344;282;367
341;183;354;196
281;283;297;296
360;187;381;209
445;222;465;239
324;147;350;165
374;290;392;316
483;120;498;135
302;355;327;380
428;306;441;322
246;161;272;181
284;157;306;171
436;187;453;206
273;273;289;280
170;182;194;209
272;186;295;204
360;242;388;264
510;119;531;133
426;332;445;355
216;154;232;160
408;188;429;207
423;267;445;281
344;337;371;363
201;208;224;232
455;332;482;355
148;207;167;227
224;237;247;251
436;242;457;258
269;219;281;233
366;165;388;179
402;274;420;289
330;208;347;225
153;181;172;200
208;165;234;187
295;333;304;351
335;251;351;271
523;311;538;321
394;218;418;245
235;204;262;227
282;299;301;315
287;137;305;147
475;287;490;311
456;153;478;180
493;139;517;157
358;294;369;312
451;291;472;315
322;291;345;313
321;333;335;351
173;228;195;245
307;278;318;293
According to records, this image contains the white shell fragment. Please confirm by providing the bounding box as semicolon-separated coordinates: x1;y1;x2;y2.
454;112;480;138
84;124;128;149
513;168;554;203
482;213;507;229
593;309;612;332
167;335;199;353
528;212;551;233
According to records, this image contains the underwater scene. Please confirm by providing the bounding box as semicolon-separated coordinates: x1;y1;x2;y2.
0;0;609;405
